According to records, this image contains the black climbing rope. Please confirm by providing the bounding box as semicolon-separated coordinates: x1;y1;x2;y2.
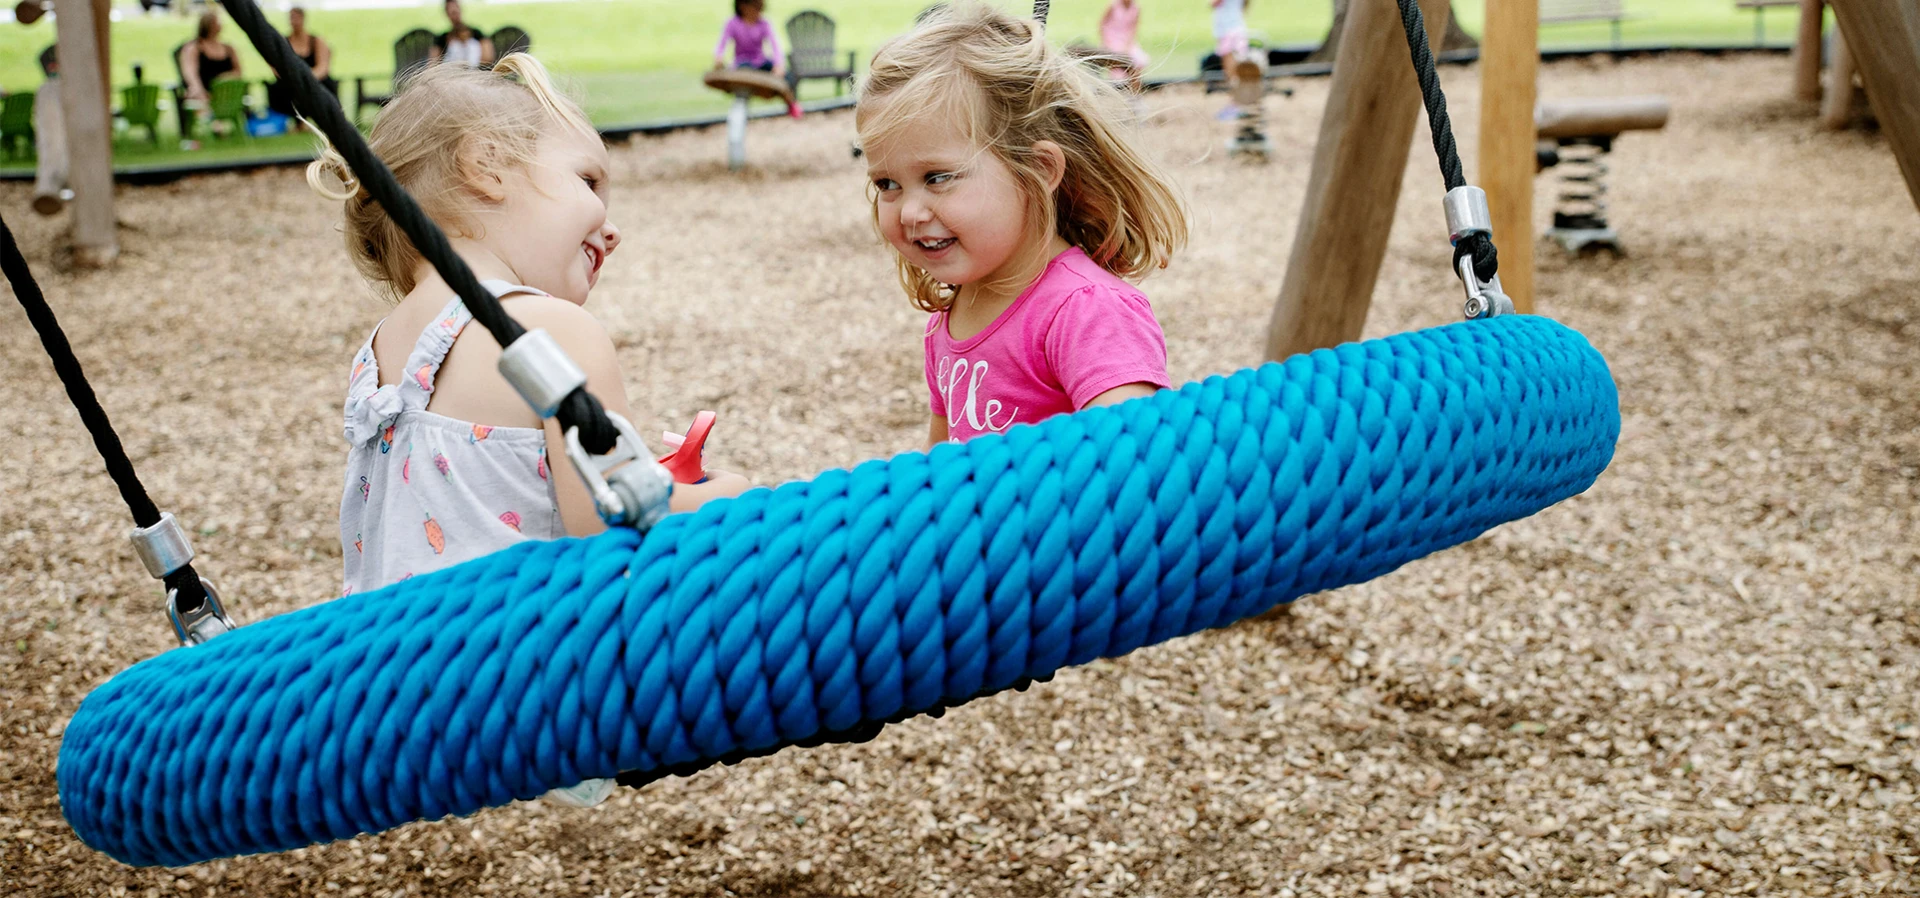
1390;0;1499;283
0;217;210;615
216;0;621;455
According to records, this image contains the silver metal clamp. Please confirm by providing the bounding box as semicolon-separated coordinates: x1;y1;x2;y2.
564;412;674;530
1442;186;1517;320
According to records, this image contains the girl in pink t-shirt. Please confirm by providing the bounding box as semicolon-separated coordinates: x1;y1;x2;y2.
857;1;1190;445
1101;0;1149;92
714;0;784;76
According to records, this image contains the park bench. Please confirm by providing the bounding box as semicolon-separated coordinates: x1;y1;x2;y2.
491;25;531;59
1734;0;1800;46
1541;0;1630;50
355;28;436;125
785;10;856;97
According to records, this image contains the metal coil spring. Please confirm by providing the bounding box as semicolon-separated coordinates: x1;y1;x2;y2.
1551;137;1613;232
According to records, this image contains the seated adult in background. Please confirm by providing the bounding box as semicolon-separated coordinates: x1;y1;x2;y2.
178;11;243;105
428;0;493;68
266;7;339;118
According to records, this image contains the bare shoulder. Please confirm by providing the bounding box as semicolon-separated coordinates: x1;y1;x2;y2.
500;296;616;359
498;295;625;386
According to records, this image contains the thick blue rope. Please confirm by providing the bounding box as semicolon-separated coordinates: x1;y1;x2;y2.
59;316;1617;867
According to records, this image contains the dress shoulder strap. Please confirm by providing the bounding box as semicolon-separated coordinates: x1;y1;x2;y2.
398;280;547;403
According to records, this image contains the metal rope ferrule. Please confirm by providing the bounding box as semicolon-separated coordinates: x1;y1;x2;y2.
564;412;674;530
130;512;193;579
1443;186;1516;320
497;329;588;419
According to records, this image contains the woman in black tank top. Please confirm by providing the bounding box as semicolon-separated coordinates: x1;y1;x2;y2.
266;6;340;119
178;11;242;104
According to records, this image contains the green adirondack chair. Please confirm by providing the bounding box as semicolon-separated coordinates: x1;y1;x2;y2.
121;83;163;145
208;79;250;140
0;92;34;161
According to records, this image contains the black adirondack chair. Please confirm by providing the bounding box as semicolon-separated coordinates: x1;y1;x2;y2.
490;25;531;59
356;28;436;124
785;10;855;97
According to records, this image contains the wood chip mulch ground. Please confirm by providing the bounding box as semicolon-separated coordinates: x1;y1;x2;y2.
1;52;1915;897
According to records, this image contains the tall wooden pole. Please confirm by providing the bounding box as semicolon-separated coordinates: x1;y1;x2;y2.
1478;0;1536;314
91;0;111;109
1793;0;1823;103
1827;0;1920;211
1265;0;1454;361
54;0;117;267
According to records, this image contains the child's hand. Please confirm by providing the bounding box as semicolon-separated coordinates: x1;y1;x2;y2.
669;470;751;513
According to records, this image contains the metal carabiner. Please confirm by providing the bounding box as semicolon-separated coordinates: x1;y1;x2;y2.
1457;254;1516;321
168;577;236;646
564;412;675;530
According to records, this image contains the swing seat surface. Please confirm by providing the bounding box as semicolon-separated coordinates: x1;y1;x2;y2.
59;315;1619;868
702;68;796;103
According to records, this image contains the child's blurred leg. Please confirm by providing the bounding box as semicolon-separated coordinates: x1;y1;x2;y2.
542;778;617;808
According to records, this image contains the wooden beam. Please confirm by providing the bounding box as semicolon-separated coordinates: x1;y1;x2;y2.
53;0;116;267
91;0;110;109
1827;0;1920;210
1265;0;1454;361
1793;0;1823;103
1478;0;1537;315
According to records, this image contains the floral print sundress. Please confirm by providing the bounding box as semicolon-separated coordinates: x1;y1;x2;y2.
338;282;563;596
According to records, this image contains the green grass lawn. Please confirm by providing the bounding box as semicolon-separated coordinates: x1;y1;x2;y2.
0;0;1810;175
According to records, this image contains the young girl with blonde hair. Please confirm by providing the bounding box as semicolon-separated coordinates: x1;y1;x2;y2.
312;57;747;806
857;1;1189;445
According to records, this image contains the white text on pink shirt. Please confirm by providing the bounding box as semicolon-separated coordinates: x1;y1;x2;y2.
936;354;1022;435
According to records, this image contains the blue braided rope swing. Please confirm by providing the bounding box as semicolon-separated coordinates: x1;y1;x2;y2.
41;0;1620;871
60;317;1619;866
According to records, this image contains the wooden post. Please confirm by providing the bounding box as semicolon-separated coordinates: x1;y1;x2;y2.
1478;0;1537;315
54;0;117;266
90;0;110;108
1793;0;1823;103
1827;0;1920;210
1819;27;1855;130
1265;0;1454;361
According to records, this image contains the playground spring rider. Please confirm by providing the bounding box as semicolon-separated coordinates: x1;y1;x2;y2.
1227;51;1274;160
19;0;1611;868
701;67;800;171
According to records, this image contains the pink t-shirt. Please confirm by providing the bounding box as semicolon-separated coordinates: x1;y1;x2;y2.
926;248;1170;443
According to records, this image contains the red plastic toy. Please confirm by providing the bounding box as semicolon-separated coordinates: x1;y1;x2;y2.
657;411;717;484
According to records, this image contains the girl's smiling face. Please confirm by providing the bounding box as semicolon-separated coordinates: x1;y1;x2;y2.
487;129;621;303
864;111;1033;293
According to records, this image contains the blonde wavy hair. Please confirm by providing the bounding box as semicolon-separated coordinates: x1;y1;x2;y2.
856;1;1189;313
308;54;595;300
